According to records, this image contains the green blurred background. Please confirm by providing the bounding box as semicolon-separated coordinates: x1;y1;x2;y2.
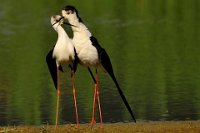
0;0;200;125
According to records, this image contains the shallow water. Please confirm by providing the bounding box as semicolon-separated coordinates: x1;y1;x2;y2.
0;0;200;125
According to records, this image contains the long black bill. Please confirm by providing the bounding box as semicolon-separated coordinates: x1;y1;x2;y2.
52;16;77;27
63;22;77;27
52;16;64;26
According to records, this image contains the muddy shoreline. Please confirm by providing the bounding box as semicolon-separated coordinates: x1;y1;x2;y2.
1;121;200;133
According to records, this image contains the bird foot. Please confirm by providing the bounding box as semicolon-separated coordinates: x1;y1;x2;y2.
90;118;96;127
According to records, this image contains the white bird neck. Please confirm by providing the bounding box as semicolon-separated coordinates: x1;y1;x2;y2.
68;17;80;27
53;25;70;43
68;21;92;43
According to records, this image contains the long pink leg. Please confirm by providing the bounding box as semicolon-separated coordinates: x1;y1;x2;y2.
96;70;103;128
71;66;79;128
90;83;97;126
90;69;103;127
55;67;60;127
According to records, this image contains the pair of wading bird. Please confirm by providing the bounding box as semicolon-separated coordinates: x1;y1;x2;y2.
46;5;136;127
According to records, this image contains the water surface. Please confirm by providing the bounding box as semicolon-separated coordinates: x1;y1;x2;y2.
0;0;200;125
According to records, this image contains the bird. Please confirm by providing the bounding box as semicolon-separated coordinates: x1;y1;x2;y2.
46;15;79;127
60;5;136;126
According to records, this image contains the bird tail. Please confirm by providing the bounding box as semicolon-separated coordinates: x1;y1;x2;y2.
110;73;136;123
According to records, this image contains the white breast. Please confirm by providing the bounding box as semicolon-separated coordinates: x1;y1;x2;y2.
53;38;75;65
73;38;99;67
71;23;100;67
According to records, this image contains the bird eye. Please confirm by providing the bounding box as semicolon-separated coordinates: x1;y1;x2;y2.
67;11;70;15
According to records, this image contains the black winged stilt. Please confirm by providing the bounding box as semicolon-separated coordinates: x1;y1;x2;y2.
60;6;136;126
46;15;79;127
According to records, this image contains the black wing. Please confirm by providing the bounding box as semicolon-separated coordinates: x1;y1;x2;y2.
90;36;114;76
90;36;136;122
69;48;79;76
46;49;58;90
73;48;79;73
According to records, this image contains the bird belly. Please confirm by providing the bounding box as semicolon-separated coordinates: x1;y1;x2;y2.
53;44;74;65
77;45;99;67
57;54;72;65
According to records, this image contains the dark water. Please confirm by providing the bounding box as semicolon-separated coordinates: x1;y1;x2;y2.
0;0;200;125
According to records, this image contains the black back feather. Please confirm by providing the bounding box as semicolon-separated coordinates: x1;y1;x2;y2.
73;48;79;72
90;36;136;122
46;49;58;89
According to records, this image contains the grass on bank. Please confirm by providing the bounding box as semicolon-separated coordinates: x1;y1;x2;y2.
0;121;200;133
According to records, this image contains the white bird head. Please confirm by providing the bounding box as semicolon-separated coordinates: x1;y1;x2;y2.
51;15;64;27
62;5;83;23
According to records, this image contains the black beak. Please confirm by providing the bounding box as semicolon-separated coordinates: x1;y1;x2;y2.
52;16;64;26
52;16;77;27
63;22;77;27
